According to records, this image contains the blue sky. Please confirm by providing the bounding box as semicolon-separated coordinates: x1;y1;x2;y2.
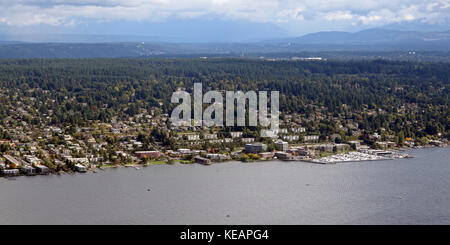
0;0;449;42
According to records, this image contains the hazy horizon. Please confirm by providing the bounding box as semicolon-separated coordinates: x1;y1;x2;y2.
0;0;449;43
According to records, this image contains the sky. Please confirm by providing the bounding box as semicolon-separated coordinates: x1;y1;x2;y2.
0;0;449;42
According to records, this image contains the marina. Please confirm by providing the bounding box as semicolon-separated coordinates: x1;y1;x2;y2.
311;151;393;164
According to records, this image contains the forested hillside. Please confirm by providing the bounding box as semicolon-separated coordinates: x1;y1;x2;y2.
0;58;448;140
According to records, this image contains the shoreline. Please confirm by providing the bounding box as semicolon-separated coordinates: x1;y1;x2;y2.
0;145;447;179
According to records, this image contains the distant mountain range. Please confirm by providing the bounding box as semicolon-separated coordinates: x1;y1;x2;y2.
277;28;450;45
0;29;449;58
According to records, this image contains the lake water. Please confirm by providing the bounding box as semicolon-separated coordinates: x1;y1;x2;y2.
0;147;449;225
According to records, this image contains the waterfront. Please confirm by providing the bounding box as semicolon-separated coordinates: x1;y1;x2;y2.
0;147;449;225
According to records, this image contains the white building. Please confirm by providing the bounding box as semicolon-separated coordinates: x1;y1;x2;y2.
24;155;42;165
304;135;319;141
275;140;289;151
204;134;218;140
290;127;306;133
230;132;243;138
278;128;288;134
283;135;300;141
241;138;255;143
186;134;200;141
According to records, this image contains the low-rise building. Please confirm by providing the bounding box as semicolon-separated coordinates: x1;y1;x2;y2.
245;143;267;153
283;135;299;142
205;154;230;161
258;152;274;160
1;169;20;176
375;141;395;149
194;156;211;165
204;134;218;140
278;128;288;134
275;140;289;151
290;127;306;133
335;143;350;152
290;148;310;156
316;144;335;152
24;155;41;165
304;135;319;142
135;151;161;159
241;138;255;143
69;158;89;164
21;165;36;175
74;164;87;172
3;154;21;167
348;141;361;149
275;152;293;160
36;165;50;175
186;134;200;141
178;148;192;155
230;132;243;138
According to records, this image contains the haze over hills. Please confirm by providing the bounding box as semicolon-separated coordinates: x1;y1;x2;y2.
0;29;450;59
277;29;450;44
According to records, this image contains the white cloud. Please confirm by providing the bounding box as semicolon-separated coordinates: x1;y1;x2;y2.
324;11;353;21
0;0;448;28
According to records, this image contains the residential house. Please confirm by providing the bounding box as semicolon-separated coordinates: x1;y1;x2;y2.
290;127;306;133
204;134;218;140
230;132;243;138
304;135;319;142
186;134;200;141
283;135;299;142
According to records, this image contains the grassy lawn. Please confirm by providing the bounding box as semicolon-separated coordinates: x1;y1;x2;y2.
177;160;194;164
147;160;167;165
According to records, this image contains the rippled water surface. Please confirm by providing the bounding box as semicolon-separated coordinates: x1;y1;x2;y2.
0;147;449;224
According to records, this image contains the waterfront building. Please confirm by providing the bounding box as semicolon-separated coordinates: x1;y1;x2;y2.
335;143;350;152
258;152;274;160
348;141;361;149
275;152;293;160
194;156;211;165
135;151;161;159
3;154;22;168
1;169;20;176
74;164;87;173
178;148;192;155
245;143;267;153
36;165;50;175
21;165;35;175
275;140;289;151
205;154;229;161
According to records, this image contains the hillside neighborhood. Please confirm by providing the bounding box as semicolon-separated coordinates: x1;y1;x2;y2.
1;103;447;177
